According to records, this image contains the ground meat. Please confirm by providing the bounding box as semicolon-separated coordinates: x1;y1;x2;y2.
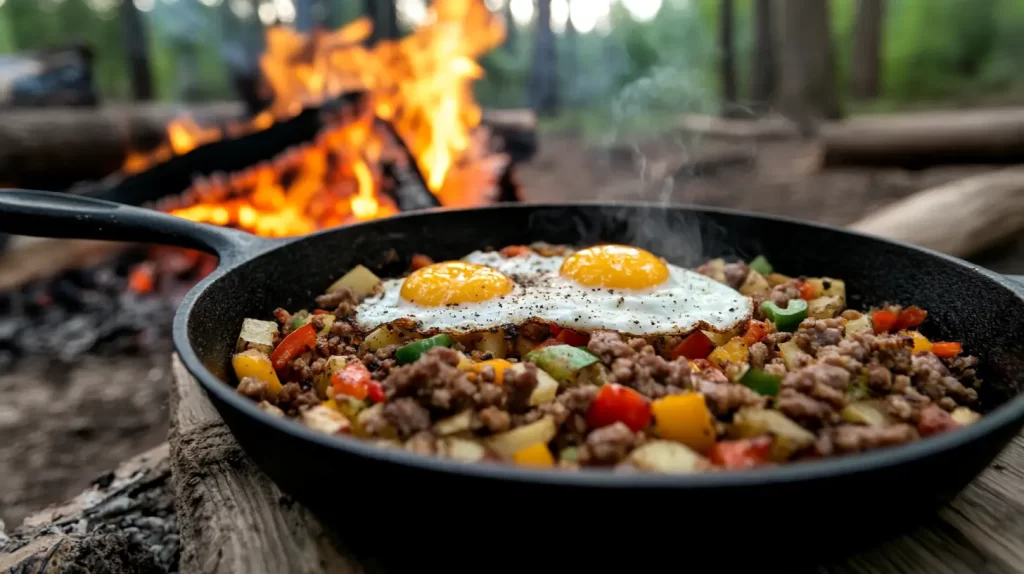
586;330;637;363
892;374;911;393
289;355;313;381
577;422;642;466
329;320;357;338
764;331;793;348
917;404;960;436
911;353;978;405
865;362;892;393
858;332;913;374
776;389;839;428
383;398;432;438
815;424;919;456
948;355;982;389
749;342;769;370
474;383;506;409
518;321;550;342
310;315;326;333
723;262;749;290
606;339;692;398
382;347;482;412
293;389;320;410
276;382;303;413
504;363;539;412
559;384;598;413
770;281;802;307
794;318;844;353
693;372;766;416
310;357;327;376
763;360;787;377
315;287;358;315
784;362;852;394
237;376;268;402
478;406;511;433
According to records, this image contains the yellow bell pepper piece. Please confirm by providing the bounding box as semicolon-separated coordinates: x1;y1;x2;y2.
707;337;748;369
454;351;475;371
650;393;717;453
512;442;555;467
472;359;513;385
688;360;701;372
232;349;282;398
907;330;932;353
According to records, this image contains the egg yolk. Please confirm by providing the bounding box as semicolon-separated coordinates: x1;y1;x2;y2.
559;244;669;290
400;261;514;306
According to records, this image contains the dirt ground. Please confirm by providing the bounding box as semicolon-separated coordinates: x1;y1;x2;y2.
2;132;1022;529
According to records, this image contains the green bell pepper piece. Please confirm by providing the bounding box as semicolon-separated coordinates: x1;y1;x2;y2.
739;367;782;397
395;334;452;364
760;299;808;332
748;255;773;275
559;446;579;463
525;344;599;384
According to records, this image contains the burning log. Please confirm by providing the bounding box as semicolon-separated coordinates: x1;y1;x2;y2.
819;108;1024;169
847;168;1024;258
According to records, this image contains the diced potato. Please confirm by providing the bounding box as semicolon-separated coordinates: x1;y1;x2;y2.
841;400;889;427
236;318;278;354
325;396;365;420
515;335;539;357
708;338;748;369
778;340;811;371
367;438;402;450
360;324;414;353
315;314;335;336
501;363;560;406
434;410;474;436
258;401;285;417
301;405;351;435
845;315;873;337
732;408;815;461
702;327;741;347
475;330;508;359
313;355;349;397
355;403;396;438
326;264;382;298
808;295;844;319
440;438;488;462
951;407;982;426
628;440;710;474
576;363;610;387
739;269;772;297
701;258;727;284
805;278;846;303
766;272;794;287
487;416;557;458
232;349;283;399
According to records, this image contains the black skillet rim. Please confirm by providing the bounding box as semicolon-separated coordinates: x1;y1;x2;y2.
173;200;1024;488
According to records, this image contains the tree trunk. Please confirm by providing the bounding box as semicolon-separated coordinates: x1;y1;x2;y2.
777;0;841;134
719;0;738;117
564;5;578;106
503;0;517;53
118;0;153;101
851;0;884;100
750;0;775;110
528;0;559;116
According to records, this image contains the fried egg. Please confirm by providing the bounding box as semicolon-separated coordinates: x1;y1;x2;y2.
353;245;751;337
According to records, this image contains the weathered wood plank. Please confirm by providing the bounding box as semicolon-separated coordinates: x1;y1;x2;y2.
168;354;362;574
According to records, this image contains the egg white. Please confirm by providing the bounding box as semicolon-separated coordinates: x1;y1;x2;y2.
353;249;752;337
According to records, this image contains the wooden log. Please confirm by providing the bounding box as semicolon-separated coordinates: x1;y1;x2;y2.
678;114;800;141
168;355;362;574
0;236;129;293
847;168;1024;258
820;108;1024;168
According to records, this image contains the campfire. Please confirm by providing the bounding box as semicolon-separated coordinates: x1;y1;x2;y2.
125;0;508;235
0;0;536;370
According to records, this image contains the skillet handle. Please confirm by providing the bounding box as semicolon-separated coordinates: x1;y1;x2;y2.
0;189;262;261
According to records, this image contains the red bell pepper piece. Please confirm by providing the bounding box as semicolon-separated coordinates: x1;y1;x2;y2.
410;254;434;270
797;281;818;301
555;328;589;346
270;324;316;371
671;331;715;360
894;306;927;330
332;362;372;400
931;341;962;358
586;384;651;432
741;321;769;347
534;338;562;350
499;245;531;257
548;323;562;336
366;380;386;403
871;310;898;334
313;308;331;315
708;437;773;469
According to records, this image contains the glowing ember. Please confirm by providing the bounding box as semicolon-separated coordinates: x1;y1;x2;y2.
124;0;507;236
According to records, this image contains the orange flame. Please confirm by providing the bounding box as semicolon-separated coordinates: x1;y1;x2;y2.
125;0;506;236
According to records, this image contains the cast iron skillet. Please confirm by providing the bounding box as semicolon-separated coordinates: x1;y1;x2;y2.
3;189;1024;569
